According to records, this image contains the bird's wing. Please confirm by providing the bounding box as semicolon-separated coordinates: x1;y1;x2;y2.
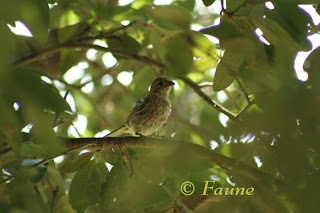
124;96;151;123
105;96;151;137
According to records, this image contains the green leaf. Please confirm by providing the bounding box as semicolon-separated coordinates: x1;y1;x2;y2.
45;166;67;200
69;160;104;211
250;17;300;51
49;7;81;29
128;182;171;209
200;15;245;46
107;34;142;60
100;5;143;22
213;49;244;91
0;98;21;151
149;27;165;56
172;0;196;11
247;40;269;72
305;46;320;92
21;159;48;183
60;49;82;74
55;22;90;43
202;0;216;6
100;162;130;212
7;181;48;212
100;149;123;165
59;152;94;173
0;0;50;43
97;160;109;184
161;31;193;76
190;31;219;71
11;68;71;113
226;0;246;13
233;4;301;51
132;0;153;9
265;2;312;51
161;30;219;76
21;142;47;158
23;0;50;43
0;200;11;213
145;5;192;30
0;24;14;80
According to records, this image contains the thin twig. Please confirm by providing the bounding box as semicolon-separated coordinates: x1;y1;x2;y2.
233;77;255;118
0;147;11;156
71;123;82;137
235;100;254;119
179;77;236;119
223;89;240;110
31;149;74;168
80;66;114;88
236;78;250;103
221;0;225;11
170;114;220;142
198;82;213;88
63;89;70;99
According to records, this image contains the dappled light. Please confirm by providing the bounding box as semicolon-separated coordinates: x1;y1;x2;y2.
1;0;320;212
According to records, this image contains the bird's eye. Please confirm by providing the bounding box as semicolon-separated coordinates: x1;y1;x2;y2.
158;81;163;85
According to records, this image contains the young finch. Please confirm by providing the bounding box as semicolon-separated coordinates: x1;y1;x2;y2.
105;77;174;137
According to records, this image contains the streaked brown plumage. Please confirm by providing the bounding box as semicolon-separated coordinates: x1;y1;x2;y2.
105;77;174;137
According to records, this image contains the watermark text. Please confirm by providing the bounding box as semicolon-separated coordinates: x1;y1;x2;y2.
180;181;255;196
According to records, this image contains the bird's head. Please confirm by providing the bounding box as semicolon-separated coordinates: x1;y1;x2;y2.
149;77;174;96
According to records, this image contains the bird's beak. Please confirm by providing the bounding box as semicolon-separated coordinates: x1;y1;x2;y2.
167;80;175;87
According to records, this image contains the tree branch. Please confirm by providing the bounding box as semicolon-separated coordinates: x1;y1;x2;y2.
1;137;279;185
14;42;167;69
61;136;274;182
75;21;148;42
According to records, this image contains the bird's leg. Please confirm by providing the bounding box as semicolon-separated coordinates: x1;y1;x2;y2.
121;147;135;177
151;130;167;139
136;132;148;139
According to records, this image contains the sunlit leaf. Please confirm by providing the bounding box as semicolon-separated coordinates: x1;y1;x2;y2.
145;5;192;30
161;30;219;76
213;49;244;91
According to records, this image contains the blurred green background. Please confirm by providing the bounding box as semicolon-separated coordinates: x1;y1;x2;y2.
1;0;320;212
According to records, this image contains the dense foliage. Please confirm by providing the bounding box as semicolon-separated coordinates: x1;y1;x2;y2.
1;0;320;212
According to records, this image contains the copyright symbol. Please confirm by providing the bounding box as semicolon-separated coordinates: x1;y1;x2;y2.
181;181;195;195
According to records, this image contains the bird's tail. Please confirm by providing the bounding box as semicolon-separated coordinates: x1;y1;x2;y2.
104;125;129;137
